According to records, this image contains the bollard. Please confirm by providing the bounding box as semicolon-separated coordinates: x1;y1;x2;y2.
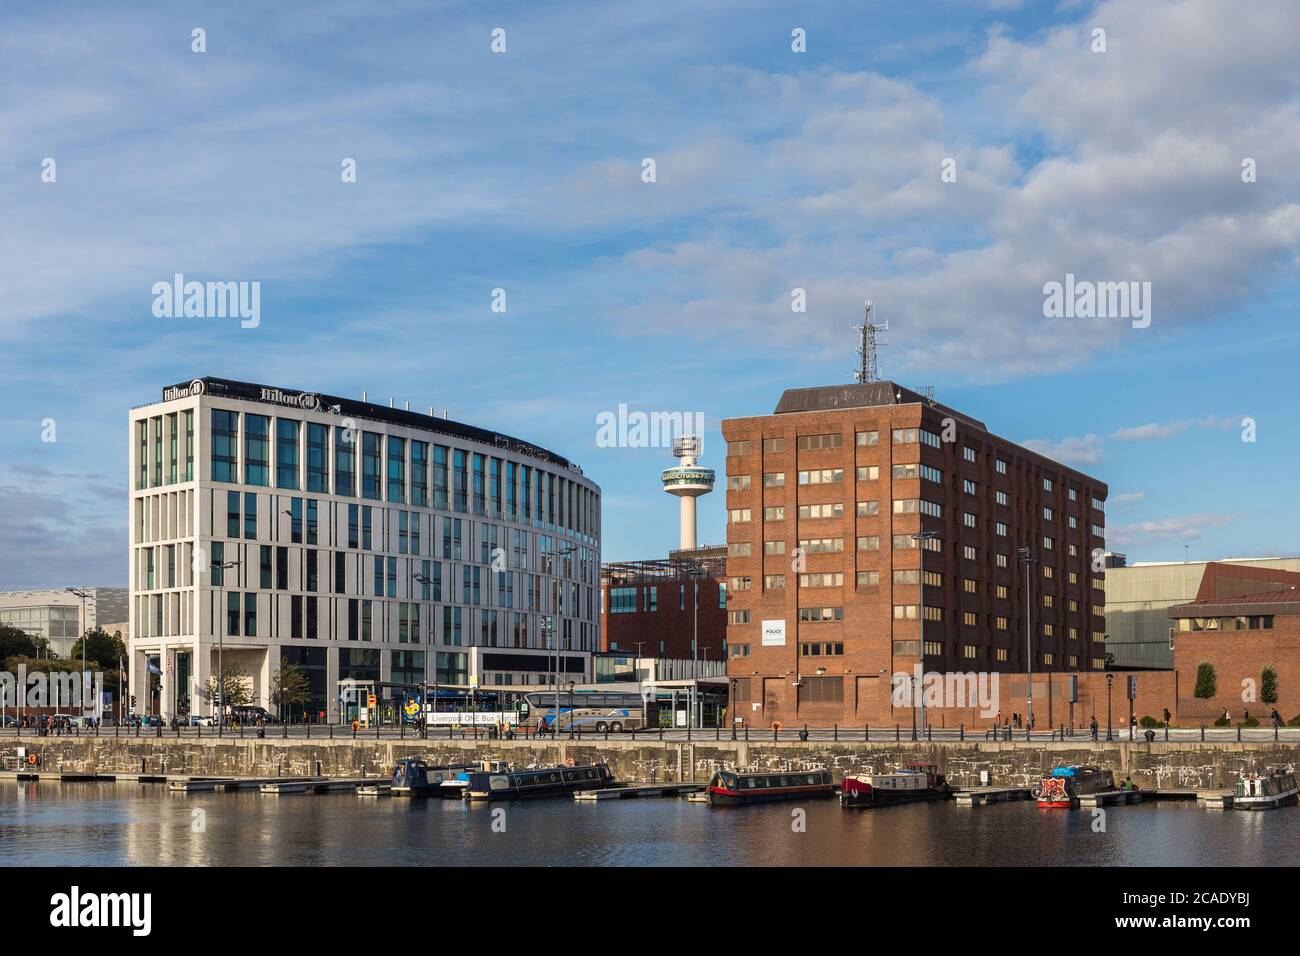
896;724;900;741
659;726;663;741
773;725;778;742
1164;724;1169;742
1237;725;1242;743
926;725;931;741
864;724;869;741
834;724;838;742
284;722;288;739
1200;724;1205;742
960;724;964;741
605;726;609;741
156;724;161;738
745;724;749;741
715;725;720;741
329;723;333;739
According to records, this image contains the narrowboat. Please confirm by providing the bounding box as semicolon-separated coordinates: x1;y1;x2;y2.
390;759;476;797
840;763;951;808
707;768;834;806
1033;766;1116;808
1234;769;1299;810
463;762;614;800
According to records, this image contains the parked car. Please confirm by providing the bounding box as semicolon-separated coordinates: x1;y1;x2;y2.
188;714;214;726
232;706;276;724
1;716;18;728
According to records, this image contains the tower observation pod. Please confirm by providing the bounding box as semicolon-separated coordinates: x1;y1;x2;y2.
661;436;715;550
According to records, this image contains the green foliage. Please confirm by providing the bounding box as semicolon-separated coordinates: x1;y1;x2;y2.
197;660;253;709
69;628;128;669
1260;666;1278;705
1193;662;1217;700
1213;715;1231;727
1138;715;1160;728
1241;717;1260;728
1287;714;1300;728
0;624;38;665
270;663;311;718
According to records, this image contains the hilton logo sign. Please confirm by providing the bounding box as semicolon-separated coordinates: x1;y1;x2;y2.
163;379;206;402
259;387;322;410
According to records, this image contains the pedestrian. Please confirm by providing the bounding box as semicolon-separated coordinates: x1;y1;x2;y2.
1162;707;1171;727
1270;708;1281;729
1089;715;1098;741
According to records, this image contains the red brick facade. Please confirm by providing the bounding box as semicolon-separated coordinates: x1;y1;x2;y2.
722;382;1108;729
600;551;728;660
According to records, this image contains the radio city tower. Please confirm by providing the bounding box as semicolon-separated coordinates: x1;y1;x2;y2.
661;436;715;550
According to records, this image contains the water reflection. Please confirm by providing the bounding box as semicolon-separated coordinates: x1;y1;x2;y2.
0;782;1294;867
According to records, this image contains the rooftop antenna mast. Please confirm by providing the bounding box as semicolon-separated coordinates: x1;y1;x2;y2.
854;300;888;384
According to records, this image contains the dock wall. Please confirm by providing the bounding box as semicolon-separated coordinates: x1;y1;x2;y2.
3;737;1297;791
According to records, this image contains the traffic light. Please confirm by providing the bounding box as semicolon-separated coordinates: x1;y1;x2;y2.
130;695;137;708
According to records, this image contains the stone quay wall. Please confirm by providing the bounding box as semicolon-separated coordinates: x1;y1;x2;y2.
3;737;1297;792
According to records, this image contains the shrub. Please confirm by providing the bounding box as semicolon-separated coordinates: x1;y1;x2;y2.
1287;714;1300;728
1213;715;1231;727
1241;718;1260;728
1194;663;1217;700
1138;715;1161;728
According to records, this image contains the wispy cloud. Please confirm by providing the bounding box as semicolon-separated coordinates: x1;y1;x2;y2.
1107;512;1237;548
1021;433;1104;465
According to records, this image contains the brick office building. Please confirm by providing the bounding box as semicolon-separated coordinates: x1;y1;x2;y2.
1169;562;1300;722
722;382;1108;729
600;546;727;660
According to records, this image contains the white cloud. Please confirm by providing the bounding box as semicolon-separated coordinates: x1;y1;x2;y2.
1107;512;1237;547
1020;433;1104;465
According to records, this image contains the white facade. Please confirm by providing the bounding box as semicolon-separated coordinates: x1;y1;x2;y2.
128;377;601;721
0;587;128;659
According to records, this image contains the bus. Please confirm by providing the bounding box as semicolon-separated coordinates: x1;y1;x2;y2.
520;691;659;733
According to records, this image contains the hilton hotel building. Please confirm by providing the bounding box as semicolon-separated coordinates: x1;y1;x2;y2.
128;377;601;720
722;382;1108;728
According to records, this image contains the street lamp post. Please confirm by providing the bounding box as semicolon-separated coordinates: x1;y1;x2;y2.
542;545;577;737
411;569;435;732
730;678;738;740
1105;672;1114;741
1017;547;1036;733
911;530;939;737
211;560;241;737
66;588;90;722
567;680;575;739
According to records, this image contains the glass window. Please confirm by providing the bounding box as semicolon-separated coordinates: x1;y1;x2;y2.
276;418;300;489
306;423;329;493
334;427;355;497
211;410;238;482
361;433;381;500
387;436;406;503
244;414;270;486
411;441;429;507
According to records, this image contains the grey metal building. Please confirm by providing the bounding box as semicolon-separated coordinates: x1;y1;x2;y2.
1104;557;1300;669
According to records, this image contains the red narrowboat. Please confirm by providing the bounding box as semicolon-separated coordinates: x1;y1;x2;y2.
707;768;834;806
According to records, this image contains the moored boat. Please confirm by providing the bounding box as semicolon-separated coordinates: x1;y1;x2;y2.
707;768;834;806
391;759;476;797
1033;766;1115;808
1234;769;1298;810
463;762;614;800
840;763;951;808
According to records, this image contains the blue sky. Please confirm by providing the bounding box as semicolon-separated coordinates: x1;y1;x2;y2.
2;0;1299;587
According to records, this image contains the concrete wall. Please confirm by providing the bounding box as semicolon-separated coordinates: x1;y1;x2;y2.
5;736;1295;792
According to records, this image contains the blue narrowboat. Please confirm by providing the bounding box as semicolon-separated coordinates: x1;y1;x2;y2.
391;759;476;797
464;762;615;800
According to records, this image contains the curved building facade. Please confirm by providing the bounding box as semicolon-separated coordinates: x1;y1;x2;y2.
128;377;601;721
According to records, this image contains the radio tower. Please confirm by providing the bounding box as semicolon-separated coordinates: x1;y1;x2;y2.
661;436;714;551
854;300;888;384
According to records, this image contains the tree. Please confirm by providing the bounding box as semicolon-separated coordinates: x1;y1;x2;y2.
69;628;128;670
270;663;311;722
197;660;253;712
1261;666;1278;706
1194;662;1217;700
0;624;38;665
